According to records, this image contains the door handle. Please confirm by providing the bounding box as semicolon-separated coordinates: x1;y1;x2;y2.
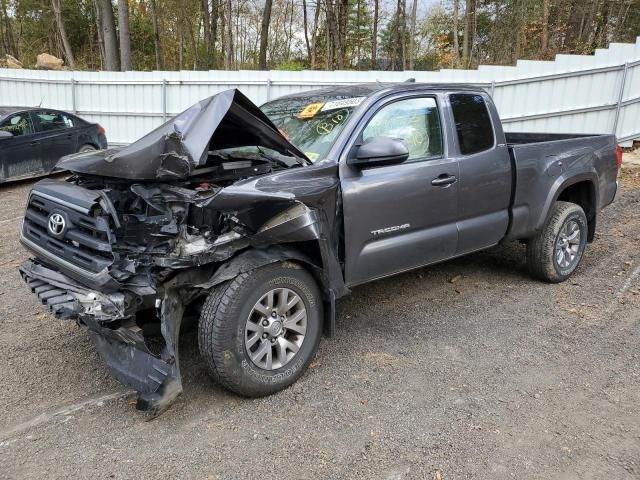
431;174;457;187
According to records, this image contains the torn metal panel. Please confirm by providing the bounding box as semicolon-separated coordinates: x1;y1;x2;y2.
55;89;309;180
19;89;349;417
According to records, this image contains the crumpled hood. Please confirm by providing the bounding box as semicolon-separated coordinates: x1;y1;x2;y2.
57;89;308;180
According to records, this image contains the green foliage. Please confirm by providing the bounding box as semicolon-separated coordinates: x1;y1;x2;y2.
1;0;639;72
274;58;306;70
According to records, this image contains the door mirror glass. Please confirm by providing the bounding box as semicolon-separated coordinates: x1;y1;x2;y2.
0;130;13;139
347;136;410;168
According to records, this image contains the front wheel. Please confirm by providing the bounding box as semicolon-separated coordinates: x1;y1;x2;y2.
198;262;322;397
527;201;588;283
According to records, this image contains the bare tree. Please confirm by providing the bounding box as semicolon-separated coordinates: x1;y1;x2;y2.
541;0;550;53
302;0;311;64
117;0;132;70
462;0;476;67
409;0;417;70
51;0;75;69
0;0;17;57
371;0;378;68
224;0;234;69
93;1;105;69
452;0;459;66
94;0;120;71
149;0;161;69
258;0;273;69
201;0;211;68
310;0;321;68
210;0;218;68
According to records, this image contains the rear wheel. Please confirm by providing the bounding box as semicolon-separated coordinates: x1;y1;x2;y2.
77;144;96;153
198;262;322;397
527;201;588;283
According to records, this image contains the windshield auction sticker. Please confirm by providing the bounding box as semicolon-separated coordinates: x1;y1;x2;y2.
321;97;365;111
298;102;325;119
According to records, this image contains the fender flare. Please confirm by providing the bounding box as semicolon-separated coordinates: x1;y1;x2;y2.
534;171;599;234
196;246;338;336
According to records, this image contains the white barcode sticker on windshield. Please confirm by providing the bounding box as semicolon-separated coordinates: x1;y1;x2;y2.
321;97;365;112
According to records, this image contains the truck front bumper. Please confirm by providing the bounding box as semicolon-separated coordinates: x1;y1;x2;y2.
20;259;183;415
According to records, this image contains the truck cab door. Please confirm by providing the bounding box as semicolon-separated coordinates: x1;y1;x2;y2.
340;95;459;286
447;93;512;254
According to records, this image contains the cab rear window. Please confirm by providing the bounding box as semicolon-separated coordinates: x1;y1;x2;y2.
450;94;494;155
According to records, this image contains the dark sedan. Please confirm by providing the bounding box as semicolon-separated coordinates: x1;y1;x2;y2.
0;107;108;183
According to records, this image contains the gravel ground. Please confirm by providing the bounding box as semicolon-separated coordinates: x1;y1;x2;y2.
0;170;638;480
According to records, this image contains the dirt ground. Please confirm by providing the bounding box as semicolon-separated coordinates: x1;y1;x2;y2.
0;167;638;480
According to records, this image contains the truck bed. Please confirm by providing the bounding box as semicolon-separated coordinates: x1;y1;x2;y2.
505;131;619;241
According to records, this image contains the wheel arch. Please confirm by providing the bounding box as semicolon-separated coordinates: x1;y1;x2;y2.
536;173;599;242
197;244;338;336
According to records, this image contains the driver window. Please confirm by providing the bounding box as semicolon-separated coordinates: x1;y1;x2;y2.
362;97;443;161
0;113;34;137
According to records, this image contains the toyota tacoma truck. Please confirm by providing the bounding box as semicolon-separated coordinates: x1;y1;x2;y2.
19;84;621;415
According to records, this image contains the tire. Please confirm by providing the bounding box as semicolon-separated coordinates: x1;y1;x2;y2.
198;261;322;397
78;144;96;153
527;201;588;283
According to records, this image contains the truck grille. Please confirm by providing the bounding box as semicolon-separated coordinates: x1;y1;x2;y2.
22;193;113;273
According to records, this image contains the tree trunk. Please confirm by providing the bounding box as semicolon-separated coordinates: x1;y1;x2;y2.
409;0;417;70
117;0;132;70
310;0;321;68
302;0;311;65
94;0;105;69
149;0;161;69
325;3;332;69
462;0;475;67
258;0;272;69
452;0;459;66
337;0;348;69
371;0;378;68
541;0;550;53
396;0;406;70
94;0;120;71
210;0;218;68
0;0;17;57
51;0;75;69
201;0;211;68
224;0;234;69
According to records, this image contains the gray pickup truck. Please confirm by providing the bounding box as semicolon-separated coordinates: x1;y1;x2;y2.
19;84;621;414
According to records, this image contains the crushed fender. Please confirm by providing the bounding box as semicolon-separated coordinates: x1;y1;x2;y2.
19;89;348;415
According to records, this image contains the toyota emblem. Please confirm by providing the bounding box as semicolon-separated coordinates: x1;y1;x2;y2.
48;213;66;236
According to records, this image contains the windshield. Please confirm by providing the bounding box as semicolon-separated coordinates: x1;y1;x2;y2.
261;95;366;162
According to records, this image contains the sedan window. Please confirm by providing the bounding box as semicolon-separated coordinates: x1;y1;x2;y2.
34;111;73;132
0;113;34;136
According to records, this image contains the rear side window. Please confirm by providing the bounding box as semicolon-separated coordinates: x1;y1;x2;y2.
34;111;74;132
450;94;494;155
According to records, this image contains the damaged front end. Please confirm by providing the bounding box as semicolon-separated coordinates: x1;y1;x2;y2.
19;89;346;415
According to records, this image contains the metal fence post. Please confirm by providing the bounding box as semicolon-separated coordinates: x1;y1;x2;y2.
490;80;495;98
613;62;629;136
162;79;168;121
266;77;272;102
71;78;77;114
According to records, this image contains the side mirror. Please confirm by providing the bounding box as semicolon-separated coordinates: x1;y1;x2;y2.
0;131;13;139
347;136;409;168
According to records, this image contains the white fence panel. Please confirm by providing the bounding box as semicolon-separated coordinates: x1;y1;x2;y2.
1;36;639;145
